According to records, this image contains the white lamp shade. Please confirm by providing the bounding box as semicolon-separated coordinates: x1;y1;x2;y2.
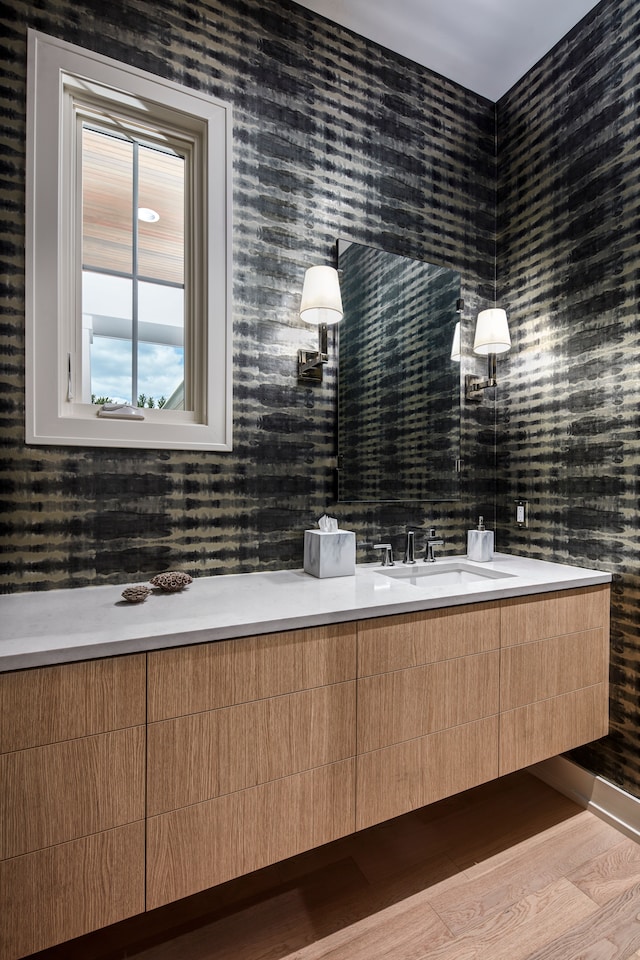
450;321;461;362
473;308;511;355
300;265;343;325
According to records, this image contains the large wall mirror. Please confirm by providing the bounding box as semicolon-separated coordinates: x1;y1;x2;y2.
337;239;461;502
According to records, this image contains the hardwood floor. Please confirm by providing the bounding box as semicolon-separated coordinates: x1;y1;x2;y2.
27;771;640;960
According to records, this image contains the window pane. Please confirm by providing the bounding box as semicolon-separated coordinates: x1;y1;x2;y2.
82;271;132;403
138;280;185;409
82;127;133;273
137;343;185;409
90;338;133;404
137;144;185;284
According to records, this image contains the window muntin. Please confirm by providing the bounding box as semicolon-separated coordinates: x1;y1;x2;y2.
80;121;186;409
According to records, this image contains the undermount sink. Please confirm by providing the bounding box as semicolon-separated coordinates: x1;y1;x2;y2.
376;561;515;587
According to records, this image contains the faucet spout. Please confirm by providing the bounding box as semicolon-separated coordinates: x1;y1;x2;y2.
404;530;416;564
425;527;444;562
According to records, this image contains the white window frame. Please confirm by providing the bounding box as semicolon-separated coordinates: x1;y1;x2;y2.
26;29;233;450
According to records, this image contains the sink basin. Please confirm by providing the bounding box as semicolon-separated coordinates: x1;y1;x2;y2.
376;561;515;588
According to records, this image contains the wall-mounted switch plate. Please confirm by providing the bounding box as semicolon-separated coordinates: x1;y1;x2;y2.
515;499;529;528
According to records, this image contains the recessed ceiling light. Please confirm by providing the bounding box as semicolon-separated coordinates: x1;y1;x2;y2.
138;207;160;223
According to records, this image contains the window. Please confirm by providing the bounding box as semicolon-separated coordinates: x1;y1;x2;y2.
26;30;232;450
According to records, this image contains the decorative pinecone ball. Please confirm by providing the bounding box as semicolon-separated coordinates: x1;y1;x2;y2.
150;571;193;593
121;584;151;603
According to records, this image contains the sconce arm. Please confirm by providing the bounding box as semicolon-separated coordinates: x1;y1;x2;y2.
465;353;498;401
298;324;329;382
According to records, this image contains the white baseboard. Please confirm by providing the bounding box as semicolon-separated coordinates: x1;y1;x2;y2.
529;756;640;843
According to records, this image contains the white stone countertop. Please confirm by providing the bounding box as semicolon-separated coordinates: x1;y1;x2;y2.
0;554;612;672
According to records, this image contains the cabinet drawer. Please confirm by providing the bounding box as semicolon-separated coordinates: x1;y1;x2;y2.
500;630;608;711
500;585;610;647
356;717;499;830
148;624;357;721
0;654;145;753
499;684;609;775
148;681;356;815
147;758;355;909
0;727;145;859
358;652;499;753
0;821;145;960
357;603;500;677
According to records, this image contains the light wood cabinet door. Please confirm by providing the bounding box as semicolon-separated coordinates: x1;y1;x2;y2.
500;585;610;647
147;759;355;909
358;652;499;753
147;681;356;815
356;717;499;830
500;630;608;711
0;655;146;960
357;602;500;677
0;821;145;960
148;623;357;720
0;727;145;859
499;584;610;774
0;654;145;753
500;684;609;775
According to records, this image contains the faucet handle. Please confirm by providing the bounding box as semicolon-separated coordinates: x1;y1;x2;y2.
373;542;394;566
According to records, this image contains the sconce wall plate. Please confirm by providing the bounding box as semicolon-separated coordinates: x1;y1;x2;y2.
465;354;497;401
298;324;328;382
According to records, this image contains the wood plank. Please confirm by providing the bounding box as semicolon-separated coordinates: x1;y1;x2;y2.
499;684;609;775
281;887;452;960
148;624;357;721
568;837;640;905
0;727;145;859
147;682;356;815
0;654;145;753
418;877;597;960
147;759;355;910
0;821;145;960
358;652;498;753
356;717;499;830
522;881;640;960
357;602;500;677
500;585;610;646
500;629;608;710
425;808;624;935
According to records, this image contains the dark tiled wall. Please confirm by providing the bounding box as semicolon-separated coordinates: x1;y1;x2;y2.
0;0;495;591
496;0;640;798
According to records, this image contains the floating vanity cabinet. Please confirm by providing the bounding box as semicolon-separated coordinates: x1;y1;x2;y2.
0;575;611;957
0;655;146;960
355;603;501;830
499;585;610;774
146;624;357;909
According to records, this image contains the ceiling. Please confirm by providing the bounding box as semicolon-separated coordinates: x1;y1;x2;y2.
293;0;601;100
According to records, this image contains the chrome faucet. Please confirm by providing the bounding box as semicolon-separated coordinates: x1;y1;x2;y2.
404;529;416;564
425;527;444;562
373;542;395;566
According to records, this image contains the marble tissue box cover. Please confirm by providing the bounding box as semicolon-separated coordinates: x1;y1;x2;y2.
303;529;356;578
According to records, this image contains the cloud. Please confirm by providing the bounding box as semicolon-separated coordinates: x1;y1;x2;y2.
91;338;184;404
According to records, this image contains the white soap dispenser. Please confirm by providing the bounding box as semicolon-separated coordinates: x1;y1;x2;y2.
467;516;494;562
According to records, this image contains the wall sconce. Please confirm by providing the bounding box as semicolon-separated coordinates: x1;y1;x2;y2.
297;265;343;383
465;307;511;401
450;297;464;362
450;321;461;362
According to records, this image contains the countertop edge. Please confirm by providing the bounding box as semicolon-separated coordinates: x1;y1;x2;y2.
0;557;613;672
